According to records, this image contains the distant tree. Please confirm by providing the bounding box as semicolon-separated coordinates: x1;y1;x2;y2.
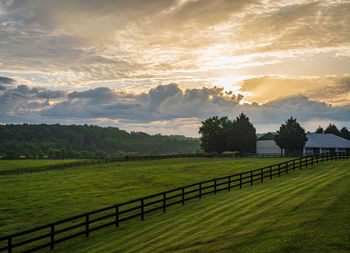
59;148;66;159
315;126;324;134
228;113;256;154
324;123;341;136
5;149;18;159
199;116;231;153
37;150;45;159
340;127;350;140
47;148;56;159
95;150;105;159
274;117;307;154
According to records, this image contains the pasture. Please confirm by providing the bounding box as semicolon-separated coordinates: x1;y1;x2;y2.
0;157;289;238
52;160;350;253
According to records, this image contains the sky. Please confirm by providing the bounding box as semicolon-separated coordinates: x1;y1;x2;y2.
0;0;350;136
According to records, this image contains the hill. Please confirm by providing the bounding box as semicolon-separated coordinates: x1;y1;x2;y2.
0;124;200;159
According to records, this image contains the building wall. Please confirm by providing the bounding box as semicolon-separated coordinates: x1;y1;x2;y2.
256;140;283;154
304;147;347;155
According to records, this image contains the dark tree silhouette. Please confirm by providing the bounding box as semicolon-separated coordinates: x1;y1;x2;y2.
199;113;256;154
340;127;350;140
324;123;341;136
274;117;307;154
199;116;231;153
227;113;256;154
315;126;324;134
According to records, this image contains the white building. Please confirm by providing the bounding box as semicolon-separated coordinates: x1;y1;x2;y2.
256;132;284;154
304;133;350;155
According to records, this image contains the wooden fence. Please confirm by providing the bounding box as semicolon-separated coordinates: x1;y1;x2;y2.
0;153;349;252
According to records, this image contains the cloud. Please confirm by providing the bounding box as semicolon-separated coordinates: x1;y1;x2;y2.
1;0;349;90
239;75;350;106
0;76;16;84
1;83;350;136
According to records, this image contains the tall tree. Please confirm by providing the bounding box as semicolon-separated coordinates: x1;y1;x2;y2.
324;123;341;136
340;127;350;140
228;113;256;154
199;116;231;153
315;126;324;134
274;117;307;154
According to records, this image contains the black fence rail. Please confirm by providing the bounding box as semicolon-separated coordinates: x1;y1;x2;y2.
0;153;349;252
243;153;302;158
0;153;240;176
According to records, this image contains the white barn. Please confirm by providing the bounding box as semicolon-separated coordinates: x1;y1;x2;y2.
256;132;350;155
256;132;284;154
304;133;350;155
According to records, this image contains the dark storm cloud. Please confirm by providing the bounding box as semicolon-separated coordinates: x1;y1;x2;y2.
0;83;350;134
0;76;16;84
39;84;247;122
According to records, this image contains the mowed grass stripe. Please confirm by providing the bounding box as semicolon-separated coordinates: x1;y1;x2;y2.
50;160;350;253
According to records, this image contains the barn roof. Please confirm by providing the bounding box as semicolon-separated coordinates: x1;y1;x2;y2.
305;133;350;148
257;132;276;141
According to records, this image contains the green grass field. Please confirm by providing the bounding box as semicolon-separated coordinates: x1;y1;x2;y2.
51;159;350;253
0;157;289;238
0;159;81;171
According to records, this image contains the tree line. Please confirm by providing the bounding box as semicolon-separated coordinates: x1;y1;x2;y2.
199;114;350;155
315;124;350;140
0;124;200;159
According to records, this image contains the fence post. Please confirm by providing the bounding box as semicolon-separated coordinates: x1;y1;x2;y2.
199;183;202;198
278;164;281;177
293;159;295;170
240;174;242;189
286;162;288;173
141;199;144;221
270;166;272;179
163;193;166;212
8;237;11;253
182;188;185;205
228;177;231;192
250;171;253;186
300;158;302;169
85;214;89;237
311;156;313;166
51;224;55;249
115;205;119;227
306;157;308;168
261;168;263;183
214;179;217;194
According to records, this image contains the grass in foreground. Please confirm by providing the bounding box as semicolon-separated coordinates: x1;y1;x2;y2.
0;159;81;171
51;160;350;253
0;157;288;237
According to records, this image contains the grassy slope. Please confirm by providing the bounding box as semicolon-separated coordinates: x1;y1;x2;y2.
52;160;350;253
0;157;288;237
0;160;81;171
